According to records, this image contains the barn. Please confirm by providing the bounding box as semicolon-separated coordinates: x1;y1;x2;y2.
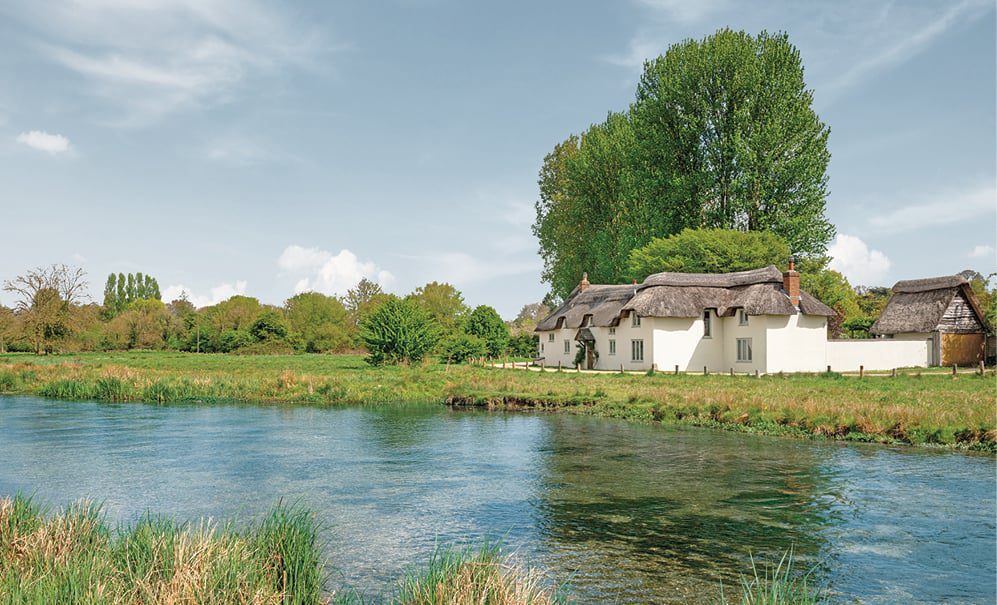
870;275;990;366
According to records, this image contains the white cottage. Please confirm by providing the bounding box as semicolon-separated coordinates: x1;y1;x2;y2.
534;262;837;373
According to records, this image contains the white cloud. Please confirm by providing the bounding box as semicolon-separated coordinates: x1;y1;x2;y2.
828;234;892;286
968;244;995;259
71;252;87;264
868;184;995;234
15;130;72;154
9;0;323;123
161;280;247;308
278;245;394;296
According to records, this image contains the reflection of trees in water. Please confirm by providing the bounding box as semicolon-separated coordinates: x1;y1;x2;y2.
532;417;835;603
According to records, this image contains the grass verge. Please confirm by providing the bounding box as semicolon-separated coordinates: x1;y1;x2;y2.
0;351;993;451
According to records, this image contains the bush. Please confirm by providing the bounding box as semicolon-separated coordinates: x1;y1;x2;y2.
360;298;439;366
507;333;539;358
439;333;488;364
249;310;290;342
464;305;509;358
219;329;254;353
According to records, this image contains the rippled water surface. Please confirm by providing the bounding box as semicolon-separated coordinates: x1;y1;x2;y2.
0;395;993;603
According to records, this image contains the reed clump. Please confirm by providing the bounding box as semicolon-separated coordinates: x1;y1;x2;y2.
0;494;325;604
395;544;567;605
718;550;821;605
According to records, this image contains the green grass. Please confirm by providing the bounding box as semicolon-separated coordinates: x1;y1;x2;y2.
718;550;821;605
0;495;572;605
0;351;994;450
0;494;325;604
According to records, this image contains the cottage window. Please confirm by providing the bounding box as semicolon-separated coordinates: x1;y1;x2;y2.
609;339;616;355
703;310;711;337
631;339;644;362
739;309;749;326
609;327;616;335
564;340;570;354
548;333;554;342
540;343;544;353
736;338;752;362
631;313;641;328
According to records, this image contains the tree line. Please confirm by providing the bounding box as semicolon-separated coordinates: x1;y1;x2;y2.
0;266;549;361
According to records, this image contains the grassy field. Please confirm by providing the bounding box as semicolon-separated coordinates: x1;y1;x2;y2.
0;351;993;450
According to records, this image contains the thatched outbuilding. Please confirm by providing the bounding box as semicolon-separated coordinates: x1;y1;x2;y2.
870;275;989;366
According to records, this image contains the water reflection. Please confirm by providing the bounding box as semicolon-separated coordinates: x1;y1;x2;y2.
0;396;992;604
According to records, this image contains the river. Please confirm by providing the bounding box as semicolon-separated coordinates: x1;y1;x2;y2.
0;395;993;603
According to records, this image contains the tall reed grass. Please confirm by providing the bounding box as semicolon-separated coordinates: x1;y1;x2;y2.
0;494;325;604
718;550;821;605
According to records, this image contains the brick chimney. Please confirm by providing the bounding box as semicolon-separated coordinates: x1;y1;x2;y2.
783;256;800;307
579;272;590;291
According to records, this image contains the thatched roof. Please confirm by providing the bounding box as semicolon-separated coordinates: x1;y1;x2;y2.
535;284;636;331
536;265;835;331
871;274;988;335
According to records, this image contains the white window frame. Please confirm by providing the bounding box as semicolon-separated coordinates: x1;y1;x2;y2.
548;333;554;342
564;339;570;354
703;309;712;338
631;339;644;362
608;327;616;335
739;309;749;326
736;338;752;362
608;339;616;355
540;343;544;353
631;313;641;328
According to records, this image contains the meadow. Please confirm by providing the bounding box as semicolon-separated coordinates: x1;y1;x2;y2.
0;351;993;450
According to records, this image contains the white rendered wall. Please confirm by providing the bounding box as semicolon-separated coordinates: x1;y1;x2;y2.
765;314;829;372
536;328;578;369
651;314;724;372
721;313;768;373
825;339;930;371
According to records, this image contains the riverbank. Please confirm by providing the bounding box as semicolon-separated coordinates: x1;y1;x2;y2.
0;494;565;604
0;351;993;450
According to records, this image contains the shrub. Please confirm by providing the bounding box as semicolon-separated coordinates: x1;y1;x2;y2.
249;310;290;342
439;333;488;364
507;333;539;358
360;298;439;366
219;329;254;353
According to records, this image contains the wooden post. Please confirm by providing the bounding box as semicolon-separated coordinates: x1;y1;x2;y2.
540;361;544;372
652;363;657;373
859;365;864;378
952;364;958;376
754;369;759;378
891;367;897;378
981;360;986;375
674;364;679;375
576;363;581;371
729;368;734;376
620;363;624;374
703;366;708;376
826;365;831;374
557;361;562;371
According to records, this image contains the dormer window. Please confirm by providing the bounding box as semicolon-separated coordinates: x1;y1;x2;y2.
582;315;591;327
739;309;749;326
703;310;711;337
631;313;641;328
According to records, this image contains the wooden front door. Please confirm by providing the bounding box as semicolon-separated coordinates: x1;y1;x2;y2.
941;333;985;366
586;345;595;370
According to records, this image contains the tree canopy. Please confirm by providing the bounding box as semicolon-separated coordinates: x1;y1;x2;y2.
360;298;439;366
102;272;161;317
534;28;833;300
464;305;509;358
627;229;791;281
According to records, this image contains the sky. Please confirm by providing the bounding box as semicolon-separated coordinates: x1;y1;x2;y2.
1;0;994;317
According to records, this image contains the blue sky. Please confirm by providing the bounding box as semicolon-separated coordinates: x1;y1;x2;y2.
1;0;994;317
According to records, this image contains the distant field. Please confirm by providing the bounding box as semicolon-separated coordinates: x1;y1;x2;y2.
0;351;993;450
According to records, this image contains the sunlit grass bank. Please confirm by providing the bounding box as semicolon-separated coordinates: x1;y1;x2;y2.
2;494;824;605
0;351;993;450
0;495;322;604
0;495;566;605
